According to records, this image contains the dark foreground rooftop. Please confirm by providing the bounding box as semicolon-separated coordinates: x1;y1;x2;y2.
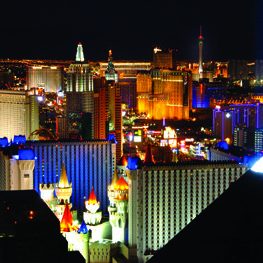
0;190;84;263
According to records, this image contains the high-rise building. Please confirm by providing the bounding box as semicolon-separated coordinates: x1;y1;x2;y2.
146;167;263;263
233;125;248;147
99;60;151;109
94;51;123;161
66;43;94;139
153;47;175;69
27;65;64;92
137;69;192;120
254;128;263;152
93;76;107;140
126;158;247;262
0;89;40;140
212;103;263;143
192;82;209;108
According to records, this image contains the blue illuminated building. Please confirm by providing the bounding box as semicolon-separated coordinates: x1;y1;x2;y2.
25;140;116;212
192;82;209;108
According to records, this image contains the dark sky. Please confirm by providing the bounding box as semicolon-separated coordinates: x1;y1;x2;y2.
0;0;259;61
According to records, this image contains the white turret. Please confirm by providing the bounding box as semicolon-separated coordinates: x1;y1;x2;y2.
108;171;128;243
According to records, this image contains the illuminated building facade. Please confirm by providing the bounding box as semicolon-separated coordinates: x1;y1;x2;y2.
137;69;192;120
105;51;123;162
192;82;209;108
213;103;263;143
127;159;247;262
66;43;94;139
93;76;107;140
0;90;39;140
254;128;263;152
25;140;116;211
233;125;248;148
99;61;151;109
153;47;175;69
27;65;64;92
94;51;123;161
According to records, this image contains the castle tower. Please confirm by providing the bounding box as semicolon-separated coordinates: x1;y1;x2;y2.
55;163;72;221
108;170;119;206
83;186;102;225
9;148;35;190
125;156;142;258
39;183;56;210
60;203;73;232
198;26;204;79
108;172;128;243
76;220;90;263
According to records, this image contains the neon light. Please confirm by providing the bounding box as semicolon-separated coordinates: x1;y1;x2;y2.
251;157;263;173
18;149;35;160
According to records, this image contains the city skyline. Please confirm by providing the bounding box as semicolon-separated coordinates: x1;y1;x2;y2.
0;0;257;61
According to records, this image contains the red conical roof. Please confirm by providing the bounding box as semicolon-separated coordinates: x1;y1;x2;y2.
60;203;73;232
88;186;97;205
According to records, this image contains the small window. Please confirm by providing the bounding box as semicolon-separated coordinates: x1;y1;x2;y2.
24;174;29;178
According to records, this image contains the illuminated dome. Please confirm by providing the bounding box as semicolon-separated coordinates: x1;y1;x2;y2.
114;177;128;191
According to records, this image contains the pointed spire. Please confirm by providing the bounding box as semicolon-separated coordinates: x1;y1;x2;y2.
108;49;113;62
58;163;70;188
105;50;118;81
60;203;73;232
75;42;85;62
199;25;203;40
87;186;97;205
143;144;155;165
78;219;88;234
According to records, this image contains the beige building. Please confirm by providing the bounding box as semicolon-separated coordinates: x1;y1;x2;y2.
0;90;39;140
127;160;248;262
27;65;64;92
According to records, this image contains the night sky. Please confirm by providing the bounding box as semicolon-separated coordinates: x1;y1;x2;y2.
0;0;258;61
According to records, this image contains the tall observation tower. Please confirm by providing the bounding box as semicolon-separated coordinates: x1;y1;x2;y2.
198;26;204;79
